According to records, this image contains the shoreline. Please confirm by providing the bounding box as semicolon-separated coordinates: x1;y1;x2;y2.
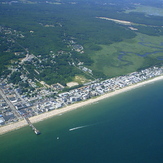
0;75;163;135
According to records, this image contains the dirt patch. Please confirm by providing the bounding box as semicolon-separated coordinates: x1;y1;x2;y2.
67;82;79;87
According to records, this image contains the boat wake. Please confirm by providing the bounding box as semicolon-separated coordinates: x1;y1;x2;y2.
69;125;89;131
69;121;106;132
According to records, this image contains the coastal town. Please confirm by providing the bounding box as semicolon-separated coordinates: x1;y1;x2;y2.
0;66;163;127
1;1;163;163
0;15;163;132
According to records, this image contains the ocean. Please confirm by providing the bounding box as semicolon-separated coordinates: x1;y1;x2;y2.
0;80;163;163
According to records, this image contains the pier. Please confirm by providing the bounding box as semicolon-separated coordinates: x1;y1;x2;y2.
0;87;40;135
24;116;41;135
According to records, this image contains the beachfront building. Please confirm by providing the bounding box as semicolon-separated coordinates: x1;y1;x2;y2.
0;66;163;126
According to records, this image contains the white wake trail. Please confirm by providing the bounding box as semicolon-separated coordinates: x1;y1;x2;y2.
69;125;89;131
69;121;105;132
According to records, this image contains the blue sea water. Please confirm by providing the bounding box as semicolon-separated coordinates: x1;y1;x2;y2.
0;80;163;163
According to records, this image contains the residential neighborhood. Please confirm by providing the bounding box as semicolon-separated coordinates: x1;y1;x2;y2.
0;66;163;126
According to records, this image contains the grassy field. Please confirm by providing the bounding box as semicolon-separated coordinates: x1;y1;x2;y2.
89;33;163;78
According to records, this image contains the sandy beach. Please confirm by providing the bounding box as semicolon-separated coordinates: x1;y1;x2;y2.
1;75;163;135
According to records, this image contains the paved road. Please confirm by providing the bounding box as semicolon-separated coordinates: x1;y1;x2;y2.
0;88;21;119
